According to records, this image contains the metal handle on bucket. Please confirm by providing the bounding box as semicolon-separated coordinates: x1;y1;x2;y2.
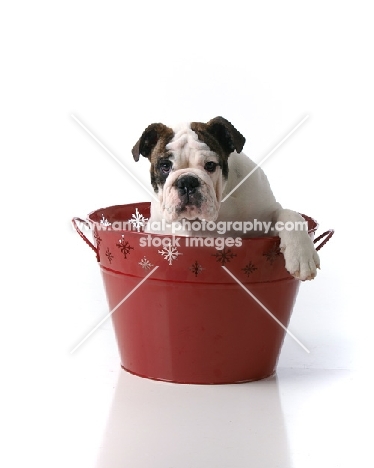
72;217;100;262
314;229;334;251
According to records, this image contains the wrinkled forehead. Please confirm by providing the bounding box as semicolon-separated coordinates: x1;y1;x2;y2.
166;123;215;163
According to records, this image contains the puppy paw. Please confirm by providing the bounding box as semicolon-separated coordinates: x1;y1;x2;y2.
281;237;320;281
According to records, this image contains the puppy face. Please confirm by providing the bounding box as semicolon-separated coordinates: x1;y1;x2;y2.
132;117;245;222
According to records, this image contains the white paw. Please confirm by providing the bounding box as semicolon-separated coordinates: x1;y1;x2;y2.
280;235;320;281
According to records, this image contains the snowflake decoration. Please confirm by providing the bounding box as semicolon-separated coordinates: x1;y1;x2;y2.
139;257;153;270
158;244;182;265
128;208;148;232
212;248;237;265
116;234;134;259
190;260;204;277
93;230;102;250
105;247;114;264
263;244;281;264
100;214;111;227
242;261;257;276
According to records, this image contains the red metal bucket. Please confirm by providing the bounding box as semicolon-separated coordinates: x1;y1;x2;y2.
73;202;333;384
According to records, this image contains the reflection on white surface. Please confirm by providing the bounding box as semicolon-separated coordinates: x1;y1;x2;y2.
95;370;291;468
94;368;371;468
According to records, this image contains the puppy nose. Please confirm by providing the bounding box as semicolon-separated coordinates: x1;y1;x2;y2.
177;175;200;195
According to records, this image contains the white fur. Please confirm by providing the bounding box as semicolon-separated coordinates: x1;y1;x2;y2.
153;124;223;223
148;123;320;281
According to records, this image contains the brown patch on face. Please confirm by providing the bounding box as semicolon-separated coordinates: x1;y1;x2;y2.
191;116;246;179
132;123;174;161
132;123;175;192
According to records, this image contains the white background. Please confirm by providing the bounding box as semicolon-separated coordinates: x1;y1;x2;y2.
1;1;373;467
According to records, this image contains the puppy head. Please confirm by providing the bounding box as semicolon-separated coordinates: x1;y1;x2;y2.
132;117;245;222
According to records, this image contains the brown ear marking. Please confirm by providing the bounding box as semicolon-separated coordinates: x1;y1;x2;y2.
205;116;246;155
132;123;174;161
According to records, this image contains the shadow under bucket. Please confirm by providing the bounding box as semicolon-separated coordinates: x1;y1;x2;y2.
73;202;333;384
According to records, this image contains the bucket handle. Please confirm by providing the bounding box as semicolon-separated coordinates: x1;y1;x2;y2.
314;229;334;251
72;217;100;262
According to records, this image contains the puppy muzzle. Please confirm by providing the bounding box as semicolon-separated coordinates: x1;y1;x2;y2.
161;170;220;222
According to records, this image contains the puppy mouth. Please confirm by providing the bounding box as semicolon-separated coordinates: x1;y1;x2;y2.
161;171;220;222
174;174;202;214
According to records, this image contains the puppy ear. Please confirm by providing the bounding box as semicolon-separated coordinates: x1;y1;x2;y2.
206;116;245;155
132;123;173;161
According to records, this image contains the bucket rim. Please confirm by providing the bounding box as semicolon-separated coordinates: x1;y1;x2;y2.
85;201;319;241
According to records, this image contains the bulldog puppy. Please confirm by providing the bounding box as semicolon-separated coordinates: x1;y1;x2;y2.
132;117;320;280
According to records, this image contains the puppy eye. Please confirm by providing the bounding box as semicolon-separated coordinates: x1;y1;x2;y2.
159;160;172;174
204;161;218;173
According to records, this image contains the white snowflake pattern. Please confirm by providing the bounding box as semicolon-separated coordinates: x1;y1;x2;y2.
128;208;148;232
138;257;154;270
100;214;111;226
158;244;183;265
